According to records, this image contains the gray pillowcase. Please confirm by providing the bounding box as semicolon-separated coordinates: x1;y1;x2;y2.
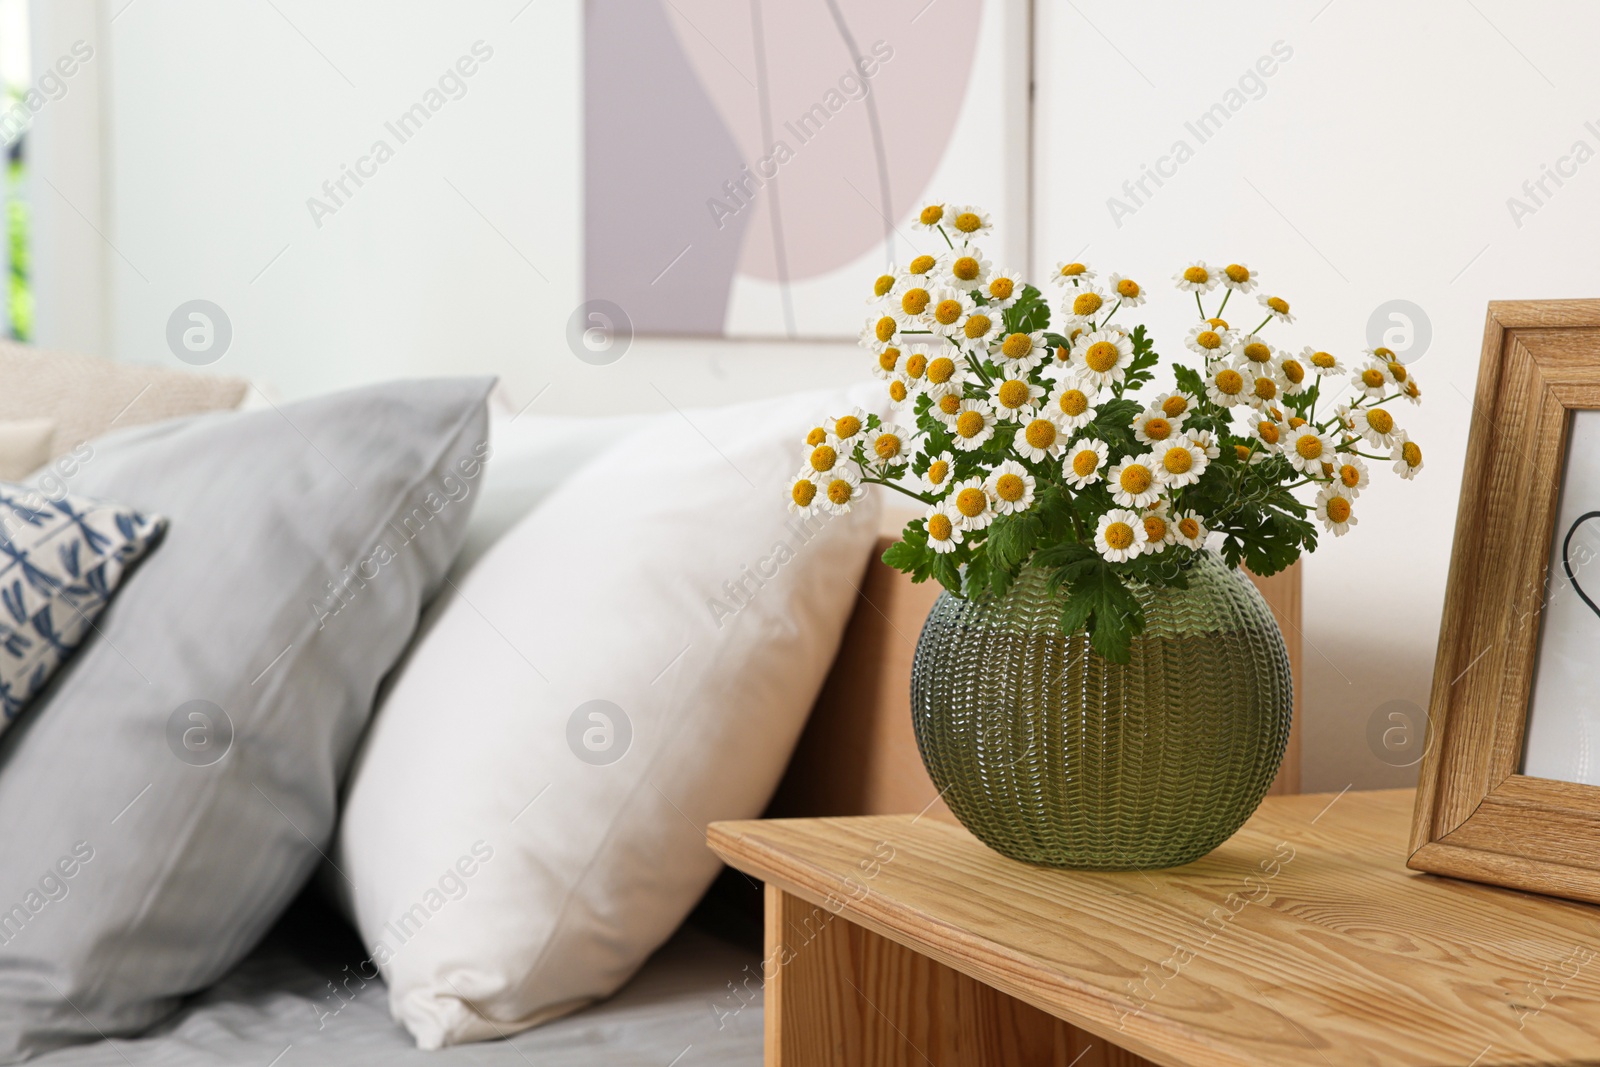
0;378;493;1063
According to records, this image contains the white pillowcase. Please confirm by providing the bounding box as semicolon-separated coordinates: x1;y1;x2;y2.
333;386;883;1048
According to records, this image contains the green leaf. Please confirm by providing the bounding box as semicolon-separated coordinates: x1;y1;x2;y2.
1052;556;1146;663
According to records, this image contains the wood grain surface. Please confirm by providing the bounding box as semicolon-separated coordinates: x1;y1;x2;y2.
713;789;1600;1066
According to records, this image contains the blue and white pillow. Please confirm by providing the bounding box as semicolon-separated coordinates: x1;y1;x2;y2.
0;482;166;726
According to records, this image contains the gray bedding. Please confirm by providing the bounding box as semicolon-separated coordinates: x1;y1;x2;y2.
34;920;762;1066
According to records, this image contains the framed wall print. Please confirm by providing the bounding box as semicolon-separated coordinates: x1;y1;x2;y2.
1411;299;1600;904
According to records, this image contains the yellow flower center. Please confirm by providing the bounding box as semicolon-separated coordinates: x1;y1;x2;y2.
873;274;895;297
1060;262;1087;278
919;205;944;226
1224;264;1250;283
1367;408;1394;434
928;459;950;484
791;479;816;507
1177;517;1200;540
1183;266;1209;284
995;473;1026;502
1000;333;1034;360
1143;416;1173;441
1288;416;1306;429
963;314;994;339
889;380;908;403
1253;377;1278;400
952;256;980;281
835;415;861;438
1326;496;1351;523
1084;340;1120;373
1388;361;1408;382
1373;346;1395;359
1267;296;1289;314
1024;419;1057;450
1215;369;1244;395
1119;464;1153;495
1104;521;1135;550
1257;422;1280;445
956;487;987;517
1116;278;1141;299
1340;464;1361;488
1163;446;1192;474
805;427;827;446
954;212;982;233
1059;390;1089;417
909;255;936;275
1235;444;1253;461
1361;368;1386;389
901;288;930;315
877;348;899;373
1311;351;1336;369
889;355;917;383
810;444;837;471
1243;342;1271;363
1207;318;1230;329
926;356;956;384
1054;344;1071;364
827;479;854;505
1072;450;1100;478
1405;380;1421;398
989;277;1015;301
1161;395;1188;418
1197;330;1222;350
997;379;1031;409
1402;440;1422;466
955;411;986;438
1280;359;1305;385
1073;292;1104;317
874;434;901;460
875;316;897;342
928;512;954;540
1143;515;1168;542
934;299;963;325
937;392;962;415
1295;434;1323;461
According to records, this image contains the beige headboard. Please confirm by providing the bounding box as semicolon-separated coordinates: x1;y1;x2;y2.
768;536;1303;821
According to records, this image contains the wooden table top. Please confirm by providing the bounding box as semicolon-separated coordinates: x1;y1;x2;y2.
708;789;1600;1067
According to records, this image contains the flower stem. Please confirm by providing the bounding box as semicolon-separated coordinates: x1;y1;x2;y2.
1195;291;1205;319
1216;289;1231;318
861;475;935;505
1252;314;1273;334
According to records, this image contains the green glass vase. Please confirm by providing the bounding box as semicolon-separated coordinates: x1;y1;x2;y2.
910;549;1292;869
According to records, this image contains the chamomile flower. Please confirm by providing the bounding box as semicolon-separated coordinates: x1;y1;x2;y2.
1014;415;1066;462
1233;335;1276;369
868;269;899;302
1133;404;1186;446
1063;438;1109;488
866;423;910;466
804;425;828;447
1220;263;1258;292
1242;367;1282;407
929;389;966;425
905;252;940;280
1353;360;1394;399
1248;416;1284;454
804;436;847;477
989;377;1045;421
924;502;965;553
939;250;992;290
1302;347;1344;376
885;372;913;407
987;460;1037;515
949;477;995;530
1373;349;1418;398
1391;431;1424;479
1187;428;1221;460
1107;273;1147;308
993;330;1047;374
1315;486;1357;536
1205;365;1249;407
788;471;823;516
1257;294;1294;324
1173;261;1219;293
862;311;902;347
900;344;932;385
1066;287;1109;321
920;450;956;495
893;281;935;320
1400;376;1422;406
1052;261;1095;287
1095;508;1148;562
1155;438;1208;488
1048;382;1099;432
981;268;1025;310
1185;322;1232;360
1070;329;1134;388
1349;406;1398;449
831;407;869;441
956;304;1002;348
1275;352;1309;396
926;287;972;337
1140;504;1173;554
1108;453;1163;508
1324;454;1369;496
1170;509;1207;549
818;463;865;515
914;203;947;232
870;344;903;379
1155;391;1196;423
945;204;992;242
950;400;997;451
921;351;966;397
1054;316;1096;354
1284;427;1336;474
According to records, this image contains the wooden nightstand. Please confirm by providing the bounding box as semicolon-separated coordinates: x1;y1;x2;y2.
708;789;1600;1066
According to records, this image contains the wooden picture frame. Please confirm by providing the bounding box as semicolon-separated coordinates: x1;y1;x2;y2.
1410;299;1600;903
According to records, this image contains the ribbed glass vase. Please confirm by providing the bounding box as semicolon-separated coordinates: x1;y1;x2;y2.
910;549;1292;869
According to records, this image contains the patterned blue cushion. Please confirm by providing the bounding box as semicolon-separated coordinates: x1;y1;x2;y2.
0;482;165;724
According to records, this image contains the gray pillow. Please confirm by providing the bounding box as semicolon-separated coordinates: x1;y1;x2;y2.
0;378;493;1062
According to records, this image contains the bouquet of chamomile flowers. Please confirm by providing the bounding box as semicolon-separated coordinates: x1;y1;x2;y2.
787;203;1424;660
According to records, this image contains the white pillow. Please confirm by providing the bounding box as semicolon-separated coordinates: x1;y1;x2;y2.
333;386;884;1048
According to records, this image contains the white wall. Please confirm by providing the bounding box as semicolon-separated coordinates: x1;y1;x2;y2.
1035;0;1600;790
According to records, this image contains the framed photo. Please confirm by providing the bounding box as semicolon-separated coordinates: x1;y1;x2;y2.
1411;299;1600;904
